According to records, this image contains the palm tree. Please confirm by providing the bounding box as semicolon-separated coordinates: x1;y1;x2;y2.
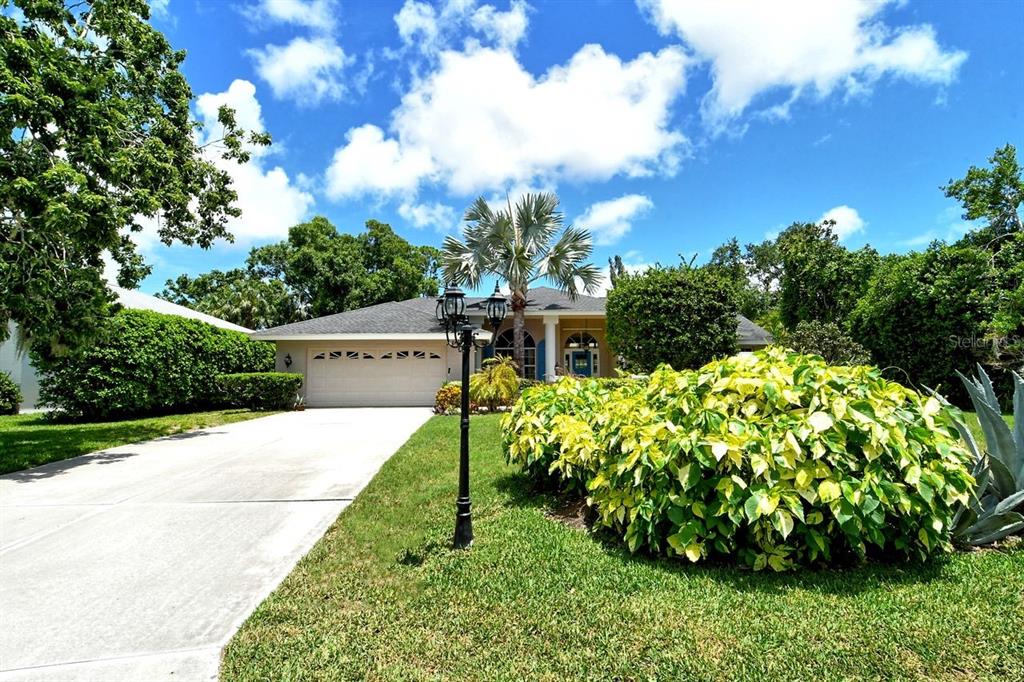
441;192;601;377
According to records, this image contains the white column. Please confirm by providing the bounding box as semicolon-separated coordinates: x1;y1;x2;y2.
544;316;558;382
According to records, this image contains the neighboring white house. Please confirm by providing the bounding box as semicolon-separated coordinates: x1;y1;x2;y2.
0;287;250;411
251;287;773;408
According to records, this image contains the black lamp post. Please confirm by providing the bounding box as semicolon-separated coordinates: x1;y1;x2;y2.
436;281;507;549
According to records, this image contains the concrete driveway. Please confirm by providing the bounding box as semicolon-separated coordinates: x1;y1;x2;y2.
0;408;432;681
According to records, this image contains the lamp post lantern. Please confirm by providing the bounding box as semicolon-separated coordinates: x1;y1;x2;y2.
437;281;507;549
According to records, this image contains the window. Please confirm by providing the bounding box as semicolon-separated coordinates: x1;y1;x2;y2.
346;351;360;360
397;350;409;359
429;352;441;359
413;350;426;359
563;333;599;376
329;351;342;360
363;352;374;359
495;329;536;378
312;352;325;360
565;332;599;349
380;352;393;359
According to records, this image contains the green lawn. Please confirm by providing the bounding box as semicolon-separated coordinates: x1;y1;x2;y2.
0;409;273;475
964;410;1015;446
222;414;1024;681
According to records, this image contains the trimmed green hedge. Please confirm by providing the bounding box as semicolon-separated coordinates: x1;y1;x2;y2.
503;348;974;570
606;266;739;372
217;373;302;410
0;372;21;415
34;309;274;419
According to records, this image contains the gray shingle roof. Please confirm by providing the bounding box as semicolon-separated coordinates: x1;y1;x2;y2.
252;286;774;346
737;314;773;348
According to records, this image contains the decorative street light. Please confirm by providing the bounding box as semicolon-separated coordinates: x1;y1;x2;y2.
436;281;508;548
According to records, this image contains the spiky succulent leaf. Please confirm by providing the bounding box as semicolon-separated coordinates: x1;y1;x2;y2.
957;369;1020;492
964;511;1024;546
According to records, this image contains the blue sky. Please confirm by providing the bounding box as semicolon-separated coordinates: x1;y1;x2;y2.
138;0;1023;293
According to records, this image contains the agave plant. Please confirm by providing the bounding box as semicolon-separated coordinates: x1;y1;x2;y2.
949;365;1024;545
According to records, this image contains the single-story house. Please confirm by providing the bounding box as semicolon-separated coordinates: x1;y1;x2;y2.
251;286;773;408
0;287;250;411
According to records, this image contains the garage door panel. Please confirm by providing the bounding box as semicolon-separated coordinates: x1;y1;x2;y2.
306;345;445;407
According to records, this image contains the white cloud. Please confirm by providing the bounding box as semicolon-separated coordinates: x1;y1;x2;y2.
576;194;654;246
256;0;337;32
395;0;441;47
638;0;967;132
818;204;865;241
148;0;171;20
195;80;265;145
395;0;530;55
470;0;530;49
325;43;688;199
899;205;976;248
193;80;314;243
247;36;350;105
398;200;459;232
325;124;434;198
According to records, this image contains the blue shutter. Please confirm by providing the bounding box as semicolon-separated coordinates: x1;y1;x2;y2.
482;345;494;360
536;339;546;380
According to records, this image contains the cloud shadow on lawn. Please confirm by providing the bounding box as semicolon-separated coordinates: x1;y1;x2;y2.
493;471;954;596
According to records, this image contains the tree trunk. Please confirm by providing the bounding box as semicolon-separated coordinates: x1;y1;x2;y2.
511;291;528;378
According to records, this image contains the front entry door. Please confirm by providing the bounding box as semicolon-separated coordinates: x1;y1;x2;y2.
571;351;592;377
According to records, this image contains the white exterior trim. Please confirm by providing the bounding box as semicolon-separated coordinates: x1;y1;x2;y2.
253;333;448;341
522;311;604;318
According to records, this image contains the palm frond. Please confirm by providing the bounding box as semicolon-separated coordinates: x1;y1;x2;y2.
535;226;598;299
516;192;562;254
440;234;486;289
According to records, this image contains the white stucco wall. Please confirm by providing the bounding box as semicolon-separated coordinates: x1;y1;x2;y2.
0;323;39;410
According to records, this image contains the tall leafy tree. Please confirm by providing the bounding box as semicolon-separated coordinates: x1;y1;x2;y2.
178;217;441;324
704;237;771;321
441;193;601;376
1;0;267;351
159;270;300;330
849;245;994;405
943;143;1023;236
777;221;879;330
608;255;626;289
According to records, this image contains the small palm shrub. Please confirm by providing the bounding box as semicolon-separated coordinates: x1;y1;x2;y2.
503;348;974;570
0;372;22;415
469;356;519;411
434;382;462;415
948;366;1024;545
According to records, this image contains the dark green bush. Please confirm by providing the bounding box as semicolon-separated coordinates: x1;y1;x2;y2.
0;372;21;415
34;309;274;419
849;246;993;405
606;266;738;372
217;373;302;410
781;321;871;365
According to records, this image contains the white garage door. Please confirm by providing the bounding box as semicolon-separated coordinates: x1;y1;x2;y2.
305;345;446;407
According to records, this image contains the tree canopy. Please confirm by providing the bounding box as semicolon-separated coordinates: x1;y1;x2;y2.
161;218;441;329
1;0;266;351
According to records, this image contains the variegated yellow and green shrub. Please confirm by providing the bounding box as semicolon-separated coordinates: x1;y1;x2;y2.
502;348;974;570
